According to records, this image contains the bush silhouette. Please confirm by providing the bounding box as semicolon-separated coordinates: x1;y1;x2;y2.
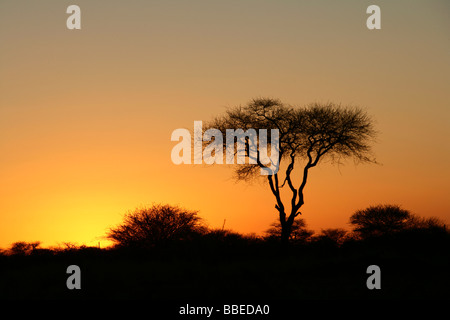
8;241;41;255
312;228;349;247
349;204;412;238
106;204;207;248
264;218;314;244
405;216;447;232
349;204;448;240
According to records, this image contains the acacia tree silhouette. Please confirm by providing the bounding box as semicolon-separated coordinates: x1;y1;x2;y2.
204;98;377;244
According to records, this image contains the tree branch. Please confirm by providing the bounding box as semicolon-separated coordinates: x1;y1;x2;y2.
268;175;285;222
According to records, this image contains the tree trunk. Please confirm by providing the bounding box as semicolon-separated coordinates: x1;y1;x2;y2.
280;219;293;246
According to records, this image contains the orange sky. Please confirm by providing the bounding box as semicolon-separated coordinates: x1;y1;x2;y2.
0;0;449;248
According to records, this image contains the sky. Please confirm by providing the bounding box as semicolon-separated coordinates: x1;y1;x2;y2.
0;0;449;248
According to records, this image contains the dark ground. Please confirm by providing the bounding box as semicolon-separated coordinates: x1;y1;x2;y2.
1;230;449;301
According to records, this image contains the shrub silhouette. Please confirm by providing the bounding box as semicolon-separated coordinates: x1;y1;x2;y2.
349;204;448;240
312;228;349;247
405;216;447;232
8;241;41;255
106;204;206;248
349;204;412;238
264;218;314;244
